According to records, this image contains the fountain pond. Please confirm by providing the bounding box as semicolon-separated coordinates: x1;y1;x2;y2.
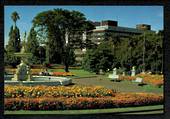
5;75;72;86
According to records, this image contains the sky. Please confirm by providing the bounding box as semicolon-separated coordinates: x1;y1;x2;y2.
4;6;163;45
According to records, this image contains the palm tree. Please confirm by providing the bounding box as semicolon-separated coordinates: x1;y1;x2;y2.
11;11;20;28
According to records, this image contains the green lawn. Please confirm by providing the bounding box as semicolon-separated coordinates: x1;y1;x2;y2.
72;77;163;94
142;84;164;93
4;105;163;115
48;68;96;78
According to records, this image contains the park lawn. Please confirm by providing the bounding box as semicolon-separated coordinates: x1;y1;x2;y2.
142;84;164;92
48;68;97;78
48;68;114;78
72;77;163;94
97;74;164;93
4;105;163;115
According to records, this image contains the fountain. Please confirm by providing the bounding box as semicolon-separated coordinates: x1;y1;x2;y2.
11;44;32;81
5;39;72;86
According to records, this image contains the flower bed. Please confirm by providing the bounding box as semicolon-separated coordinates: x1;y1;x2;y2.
31;69;43;75
5;68;16;74
119;76;137;81
5;93;163;110
137;74;163;87
51;72;74;76
119;74;163;87
4;85;163;110
5;85;116;98
5;68;75;76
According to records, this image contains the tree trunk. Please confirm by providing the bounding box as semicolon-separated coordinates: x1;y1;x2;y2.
64;63;69;72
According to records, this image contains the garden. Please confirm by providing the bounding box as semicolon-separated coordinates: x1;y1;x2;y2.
4;8;164;114
4;66;164;114
5;85;163;111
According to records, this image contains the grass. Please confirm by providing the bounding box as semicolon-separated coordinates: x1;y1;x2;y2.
4;105;163;115
48;68;96;78
142;84;164;93
72;76;163;94
47;68;163;94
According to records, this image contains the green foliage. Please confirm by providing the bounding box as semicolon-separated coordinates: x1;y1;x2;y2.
11;11;20;27
33;8;94;65
37;46;46;64
26;27;41;64
4;50;19;67
5;11;21;67
82;41;115;73
115;32;163;73
7;26;21;52
67;48;76;66
62;45;76;72
144;32;163;73
83;31;163;74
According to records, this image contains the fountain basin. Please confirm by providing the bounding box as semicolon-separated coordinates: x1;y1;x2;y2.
4;74;14;80
5;75;72;86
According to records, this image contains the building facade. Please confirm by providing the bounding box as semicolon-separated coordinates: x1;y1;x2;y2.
74;20;155;65
87;20;154;44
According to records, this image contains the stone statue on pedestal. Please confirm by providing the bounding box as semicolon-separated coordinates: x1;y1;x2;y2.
12;60;31;81
11;38;32;81
131;66;136;76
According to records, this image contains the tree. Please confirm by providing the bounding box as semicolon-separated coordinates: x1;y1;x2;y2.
26;27;40;64
143;32;163;73
37;45;46;64
32;9;94;72
5;12;21;67
82;40;115;73
62;44;76;72
114;31;163;74
11;11;20;28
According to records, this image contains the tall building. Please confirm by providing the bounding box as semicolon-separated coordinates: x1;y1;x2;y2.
87;20;155;44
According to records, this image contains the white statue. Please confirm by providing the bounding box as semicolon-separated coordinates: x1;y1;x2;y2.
12;59;32;81
131;66;136;76
113;68;117;75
